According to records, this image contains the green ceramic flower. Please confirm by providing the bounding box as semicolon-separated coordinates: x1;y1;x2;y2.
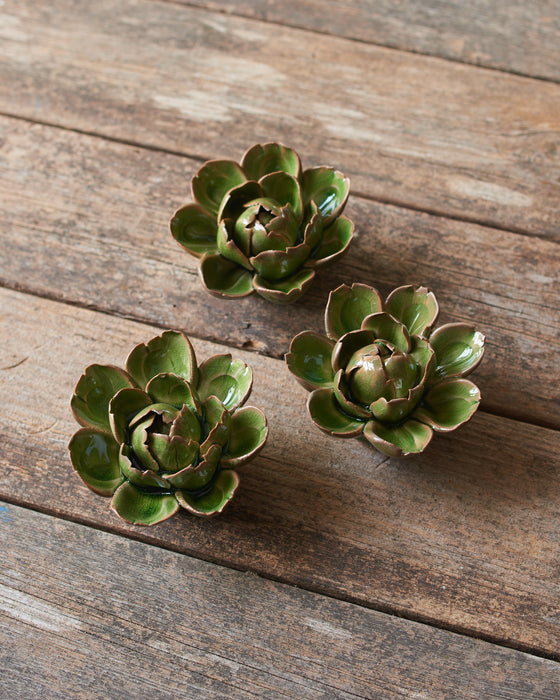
170;142;354;304
286;283;485;457
69;331;268;525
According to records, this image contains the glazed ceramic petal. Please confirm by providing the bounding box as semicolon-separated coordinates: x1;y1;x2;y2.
241;143;302;180
310;216;354;267
250;242;311;281
360;312;411;352
218;180;262;222
253;268;316;304
71;364;134;433
217;219;253;270
413;378;481;432
199;253;254;298
302;167;350;225
363;418;433;457
111;481;180;526
166;443;221;490
118;444;170;489
169;403;203;444
108;387;152;444
170;203;218;257
197;354;253;410
201;395;232;449
192;159;247;217
308;388;365;437
332;370;371;420
325;283;383;340
369;384;424;423
285;331;335;391
176;470;240;516
221;406;268;468
409;336;436;384
68;428;123;496
259;171;303;222
429;323;486;379
332;329;376;373
126;331;198;389
145;373;202;414
302;201;324;250
385;285;439;337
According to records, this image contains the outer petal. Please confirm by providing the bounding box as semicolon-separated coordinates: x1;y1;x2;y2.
176;470;240;517
241;143;302;181
307;388;365;437
325;283;383;341
385;285;439;338
169;203;218;258
250;242;311;282
111;481;180;526
310;216;354;267
302;167;350;225
221;406;268;468
253;268;315;304
68;428;123;496
199;253;255;298
363;419;433;457
429;323;485;379
413;378;481;432
197;354;253;410
71;364;135;433
191;159;247;217
126;331;198;390
285;331;335;391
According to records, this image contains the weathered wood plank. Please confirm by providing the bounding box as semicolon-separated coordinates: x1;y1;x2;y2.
1;0;559;236
2;287;560;657
2;503;559;699
178;0;560;82
1;117;558;427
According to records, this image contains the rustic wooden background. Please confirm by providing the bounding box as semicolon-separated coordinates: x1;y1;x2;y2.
1;1;559;697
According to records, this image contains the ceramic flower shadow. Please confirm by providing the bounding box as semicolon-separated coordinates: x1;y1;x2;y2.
69;331;268;525
170;142;354;304
286;283;485;457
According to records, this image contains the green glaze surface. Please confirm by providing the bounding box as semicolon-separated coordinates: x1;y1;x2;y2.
69;331;268;525
170;142;354;304
286;283;485;457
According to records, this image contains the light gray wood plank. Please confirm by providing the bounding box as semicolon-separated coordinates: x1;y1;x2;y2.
1;287;560;658
0;117;558;428
0;0;559;236
1;501;559;699
179;0;560;81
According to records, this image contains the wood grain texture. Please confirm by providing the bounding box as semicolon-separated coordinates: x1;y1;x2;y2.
1;0;559;237
178;0;560;81
0;116;558;428
2;287;560;658
2;503;559;700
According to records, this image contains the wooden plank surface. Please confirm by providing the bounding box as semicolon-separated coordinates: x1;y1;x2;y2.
2;287;560;659
1;0;559;237
1;117;559;429
2;502;559;700
180;0;560;81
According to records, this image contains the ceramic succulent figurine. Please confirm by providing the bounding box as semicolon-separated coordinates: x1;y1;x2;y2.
286;283;485;457
170;142;354;304
69;331;268;525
